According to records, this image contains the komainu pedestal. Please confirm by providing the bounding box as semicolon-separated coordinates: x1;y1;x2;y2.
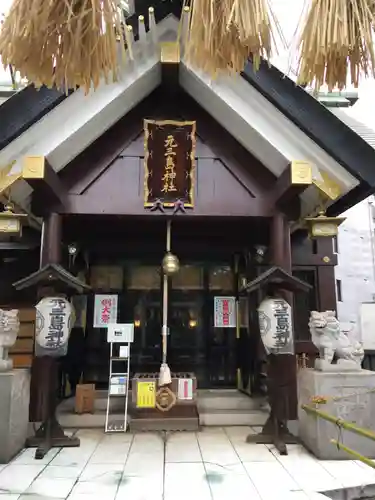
298;369;375;459
0;369;30;463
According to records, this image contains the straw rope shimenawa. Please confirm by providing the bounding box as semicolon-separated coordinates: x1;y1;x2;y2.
0;0;127;94
184;0;283;77
296;0;375;91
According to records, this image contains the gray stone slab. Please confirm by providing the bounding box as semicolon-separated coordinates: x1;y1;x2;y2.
0;369;30;463
298;368;375;460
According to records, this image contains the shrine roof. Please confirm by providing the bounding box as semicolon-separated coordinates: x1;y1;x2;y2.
0;4;374;218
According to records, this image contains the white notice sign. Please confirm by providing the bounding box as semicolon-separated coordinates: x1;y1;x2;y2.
107;323;134;343
93;295;118;328
178;378;193;400
214;296;236;328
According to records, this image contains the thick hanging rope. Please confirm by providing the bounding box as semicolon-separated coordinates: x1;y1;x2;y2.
0;0;127;94
295;0;375;91
184;0;284;77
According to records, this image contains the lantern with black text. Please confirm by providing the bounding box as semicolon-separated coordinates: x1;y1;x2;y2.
258;297;294;355
35;297;74;357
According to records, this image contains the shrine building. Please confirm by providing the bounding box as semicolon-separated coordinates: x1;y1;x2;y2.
1;4;375;428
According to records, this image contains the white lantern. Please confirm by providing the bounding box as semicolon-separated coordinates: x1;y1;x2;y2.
35;297;74;356
258;297;294;355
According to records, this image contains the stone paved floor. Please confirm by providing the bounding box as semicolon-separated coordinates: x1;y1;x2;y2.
0;427;375;500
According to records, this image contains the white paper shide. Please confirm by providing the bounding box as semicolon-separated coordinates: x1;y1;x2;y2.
35;297;74;356
258;297;294;355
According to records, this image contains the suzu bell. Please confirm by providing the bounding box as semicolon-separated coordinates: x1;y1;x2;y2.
162;252;180;276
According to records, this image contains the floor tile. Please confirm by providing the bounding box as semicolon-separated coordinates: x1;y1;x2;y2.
124;438;164;476
19;496;62;500
276;455;342;492
205;462;261;500
12;448;60;465
233;443;277;462
319;460;373;488
166;433;202;462
39;466;84;479
131;433;163;451
0;465;46;494
243;461;300;495
88;442;132;464
224;426;255;441
164;462;212;500
79;463;124;482
116;474;163;500
25;477;76;498
197;431;240;466
49;440;99;467
68;482;118;499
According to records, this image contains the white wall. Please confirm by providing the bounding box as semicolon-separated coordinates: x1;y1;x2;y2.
335;196;375;336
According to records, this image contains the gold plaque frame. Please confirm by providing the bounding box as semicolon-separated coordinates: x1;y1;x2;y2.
144;119;196;208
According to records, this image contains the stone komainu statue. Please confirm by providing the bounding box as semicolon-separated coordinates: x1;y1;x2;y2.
309;310;364;368
0;309;20;372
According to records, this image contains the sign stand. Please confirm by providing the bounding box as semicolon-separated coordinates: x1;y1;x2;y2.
105;323;134;433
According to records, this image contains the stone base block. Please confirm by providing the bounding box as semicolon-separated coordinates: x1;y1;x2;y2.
298;368;375;460
0;370;30;464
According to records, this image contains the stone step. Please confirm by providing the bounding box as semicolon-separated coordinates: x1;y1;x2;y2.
197;390;265;412
58;408;268;429
58;410;126;429
199;409;268;427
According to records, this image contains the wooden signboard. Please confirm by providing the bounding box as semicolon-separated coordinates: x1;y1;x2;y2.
144;119;196;207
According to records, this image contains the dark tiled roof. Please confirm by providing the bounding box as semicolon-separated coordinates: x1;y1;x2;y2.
241;62;375;189
0;85;68;151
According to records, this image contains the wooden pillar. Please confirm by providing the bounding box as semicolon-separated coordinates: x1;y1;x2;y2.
270;212;285;268
40;213;62;268
269;211;297;421
316;237;337;312
30;212;62;438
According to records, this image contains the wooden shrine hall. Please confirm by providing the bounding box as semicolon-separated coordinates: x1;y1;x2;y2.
1;3;375;448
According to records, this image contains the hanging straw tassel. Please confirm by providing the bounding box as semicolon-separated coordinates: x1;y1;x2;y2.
0;0;127;94
184;0;283;77
296;0;375;91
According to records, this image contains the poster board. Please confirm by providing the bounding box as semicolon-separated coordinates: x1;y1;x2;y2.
93;295;118;328
214;296;236;328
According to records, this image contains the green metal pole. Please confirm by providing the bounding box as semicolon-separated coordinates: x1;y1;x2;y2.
330;440;375;469
301;404;375;442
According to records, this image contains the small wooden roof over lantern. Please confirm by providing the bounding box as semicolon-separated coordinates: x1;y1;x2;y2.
242;266;312;295
13;263;91;294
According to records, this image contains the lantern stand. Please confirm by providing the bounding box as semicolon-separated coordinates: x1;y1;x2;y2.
241;266;311;455
13;264;90;459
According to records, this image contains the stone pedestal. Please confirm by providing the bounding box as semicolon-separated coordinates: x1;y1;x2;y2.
298;368;375;459
0;370;30;463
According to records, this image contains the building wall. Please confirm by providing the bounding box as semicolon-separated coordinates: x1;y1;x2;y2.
335;196;375;337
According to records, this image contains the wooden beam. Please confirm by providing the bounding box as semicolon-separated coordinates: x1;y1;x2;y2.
269;161;312;210
22;156;68;213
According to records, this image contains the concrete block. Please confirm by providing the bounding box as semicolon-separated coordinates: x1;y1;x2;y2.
0;369;30;463
298;368;375;459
